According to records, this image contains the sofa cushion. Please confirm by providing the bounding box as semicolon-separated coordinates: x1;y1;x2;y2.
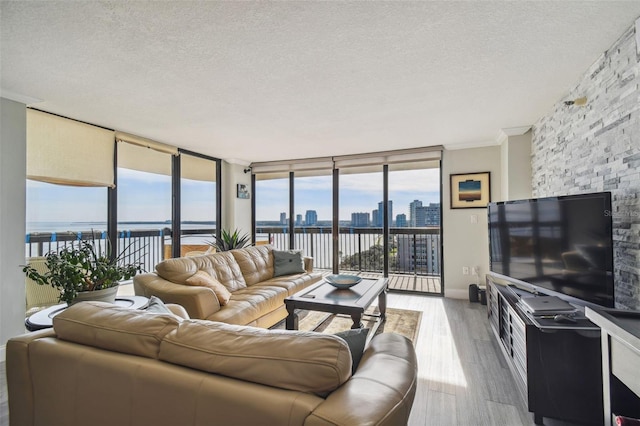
159;320;352;394
53;301;181;359
260;272;323;296
231;245;274;285
155;256;199;284
206;285;288;325
185;270;232;305
191;251;247;291
273;250;306;277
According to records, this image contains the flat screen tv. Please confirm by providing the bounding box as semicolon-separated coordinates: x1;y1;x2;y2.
488;192;614;308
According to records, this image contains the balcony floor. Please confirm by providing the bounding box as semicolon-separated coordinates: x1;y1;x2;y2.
320;270;442;294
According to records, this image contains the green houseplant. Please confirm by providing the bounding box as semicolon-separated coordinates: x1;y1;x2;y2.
23;235;143;305
207;228;252;252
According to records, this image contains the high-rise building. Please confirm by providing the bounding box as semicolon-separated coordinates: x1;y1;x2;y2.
397;234;440;275
280;212;287;225
375;201;393;227
396;214;407;227
351;212;370;227
424;203;440;226
413;203;441;227
295;214;302;226
305;210;318;226
371;209;380;227
409;200;422;227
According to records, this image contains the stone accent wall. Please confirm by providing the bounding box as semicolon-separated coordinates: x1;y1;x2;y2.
532;21;640;310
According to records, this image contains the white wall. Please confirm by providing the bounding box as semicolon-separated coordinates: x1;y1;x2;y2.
221;161;252;234
501;131;532;201
442;146;502;299
0;98;27;360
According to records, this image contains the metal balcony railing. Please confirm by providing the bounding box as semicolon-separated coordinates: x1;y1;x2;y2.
256;226;441;276
26;226;440;279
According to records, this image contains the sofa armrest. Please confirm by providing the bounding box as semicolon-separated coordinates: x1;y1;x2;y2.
134;273;221;319
304;333;418;426
166;304;190;319
303;256;314;273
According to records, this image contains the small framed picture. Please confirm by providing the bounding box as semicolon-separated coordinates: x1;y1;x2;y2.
237;183;250;199
450;172;491;209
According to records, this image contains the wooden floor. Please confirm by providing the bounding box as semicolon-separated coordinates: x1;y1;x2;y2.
2;292;578;426
324;270;442;294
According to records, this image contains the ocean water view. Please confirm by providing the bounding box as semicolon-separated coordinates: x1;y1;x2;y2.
26;221;214;234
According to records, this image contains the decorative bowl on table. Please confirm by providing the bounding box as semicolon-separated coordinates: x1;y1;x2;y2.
325;274;362;289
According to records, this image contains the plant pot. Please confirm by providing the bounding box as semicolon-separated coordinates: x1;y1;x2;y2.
70;286;118;305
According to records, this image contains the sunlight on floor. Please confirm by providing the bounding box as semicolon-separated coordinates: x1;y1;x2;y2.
419;298;468;388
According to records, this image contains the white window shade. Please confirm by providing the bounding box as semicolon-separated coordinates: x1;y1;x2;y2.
117;141;172;176
251;147;442;177
27;109;115;187
251;157;334;175
114;132;178;156
333;146;442;169
181;154;216;182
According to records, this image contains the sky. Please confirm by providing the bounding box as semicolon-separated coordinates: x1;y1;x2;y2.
26;168;216;224
27;167;440;225
256;168;440;221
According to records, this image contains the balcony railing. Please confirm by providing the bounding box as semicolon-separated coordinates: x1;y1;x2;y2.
26;226;440;282
256;226;441;276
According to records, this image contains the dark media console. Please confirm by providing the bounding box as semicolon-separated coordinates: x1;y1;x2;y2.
486;274;603;425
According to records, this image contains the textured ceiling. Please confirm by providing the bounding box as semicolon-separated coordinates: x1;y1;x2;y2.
2;1;640;164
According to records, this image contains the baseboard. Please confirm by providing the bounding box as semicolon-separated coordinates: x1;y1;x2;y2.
444;288;468;300
0;344;5;363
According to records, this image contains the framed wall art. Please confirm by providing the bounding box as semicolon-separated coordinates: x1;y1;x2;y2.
450;172;491;209
237;183;250;199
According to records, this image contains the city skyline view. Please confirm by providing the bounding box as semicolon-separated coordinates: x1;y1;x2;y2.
256;168;440;222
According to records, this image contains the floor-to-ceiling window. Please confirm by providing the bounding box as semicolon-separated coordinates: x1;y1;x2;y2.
180;153;218;255
388;162;441;294
117;141;172;268
25;181;107;256
293;172;333;269
338;165;384;275
25;109;223;277
255;173;290;248
250;147;442;294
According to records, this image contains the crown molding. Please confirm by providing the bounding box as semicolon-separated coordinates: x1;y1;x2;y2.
0;88;43;105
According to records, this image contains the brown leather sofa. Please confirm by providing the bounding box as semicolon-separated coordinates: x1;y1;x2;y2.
133;244;322;327
7;302;418;426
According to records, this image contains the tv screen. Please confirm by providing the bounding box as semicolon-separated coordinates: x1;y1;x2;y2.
488;192;614;308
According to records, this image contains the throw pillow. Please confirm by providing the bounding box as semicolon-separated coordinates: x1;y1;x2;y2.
185;270;232;305
334;328;369;374
273;250;305;277
144;295;174;314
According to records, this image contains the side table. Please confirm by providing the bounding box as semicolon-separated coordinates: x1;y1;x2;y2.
25;296;149;332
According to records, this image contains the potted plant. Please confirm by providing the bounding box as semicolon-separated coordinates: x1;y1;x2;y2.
207;228;252;252
23;234;143;305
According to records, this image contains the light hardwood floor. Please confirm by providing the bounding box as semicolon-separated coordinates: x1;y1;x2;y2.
1;292;579;426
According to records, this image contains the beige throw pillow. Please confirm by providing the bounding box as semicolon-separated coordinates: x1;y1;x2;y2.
185;270;232;305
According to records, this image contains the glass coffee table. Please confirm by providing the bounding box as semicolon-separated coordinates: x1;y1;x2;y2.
285;277;388;331
25;296;149;332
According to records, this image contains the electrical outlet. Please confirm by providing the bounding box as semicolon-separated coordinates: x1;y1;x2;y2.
462;266;469;275
470;214;478;224
473;266;480;275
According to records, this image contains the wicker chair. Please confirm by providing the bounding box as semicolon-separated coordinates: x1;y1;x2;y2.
25;257;62;316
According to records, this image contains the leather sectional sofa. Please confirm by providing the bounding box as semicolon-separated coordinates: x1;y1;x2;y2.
7;301;418;426
133;244;322;327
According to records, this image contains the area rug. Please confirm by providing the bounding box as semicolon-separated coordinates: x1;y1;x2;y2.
274;307;422;344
